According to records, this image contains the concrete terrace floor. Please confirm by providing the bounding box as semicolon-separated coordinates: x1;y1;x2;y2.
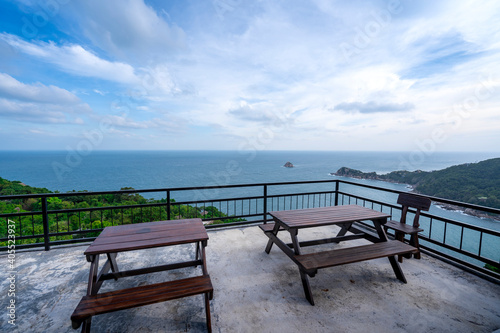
2;224;500;333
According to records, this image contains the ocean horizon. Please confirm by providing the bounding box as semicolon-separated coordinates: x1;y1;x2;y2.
1;150;498;193
2;149;499;264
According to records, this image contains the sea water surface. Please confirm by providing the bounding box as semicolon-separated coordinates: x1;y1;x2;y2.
1;150;497;192
1;149;498;221
1;150;499;263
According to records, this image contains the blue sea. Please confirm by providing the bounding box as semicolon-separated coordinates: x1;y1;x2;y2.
1;150;499;228
0;150;497;193
1;149;498;219
1;150;499;264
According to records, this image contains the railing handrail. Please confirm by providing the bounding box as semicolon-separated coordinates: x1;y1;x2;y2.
2;179;499;232
337;190;500;237
2;179;499;271
1;178;499;213
2;178;500;215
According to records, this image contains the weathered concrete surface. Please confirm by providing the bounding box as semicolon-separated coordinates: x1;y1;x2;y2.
1;225;500;332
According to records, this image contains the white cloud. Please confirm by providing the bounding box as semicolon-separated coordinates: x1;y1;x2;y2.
1;0;499;151
98;114;185;134
334;101;415;114
65;0;186;63
0;98;90;124
139;64;185;98
103;115;149;129
93;89;106;96
228;101;283;122
0;73;80;104
0;33;139;84
0;73;92;125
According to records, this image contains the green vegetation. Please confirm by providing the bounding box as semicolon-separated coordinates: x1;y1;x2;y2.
0;178;51;196
334;158;500;209
485;263;499;273
0;177;245;247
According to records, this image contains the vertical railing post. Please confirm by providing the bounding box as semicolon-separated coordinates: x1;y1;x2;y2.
42;197;50;251
334;181;339;206
167;190;171;221
263;185;268;224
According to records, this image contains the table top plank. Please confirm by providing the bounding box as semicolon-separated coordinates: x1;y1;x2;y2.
84;218;208;255
92;221;206;245
269;205;390;229
98;219;202;237
91;230;208;248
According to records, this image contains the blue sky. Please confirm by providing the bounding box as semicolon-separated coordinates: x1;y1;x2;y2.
0;0;499;152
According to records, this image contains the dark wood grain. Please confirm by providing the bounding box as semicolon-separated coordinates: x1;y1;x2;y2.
71;275;213;328
384;220;423;234
98;219;202;237
258;223;284;232
295;240;417;272
397;193;431;212
385;193;431;262
270;205;390;229
84;218;208;255
262;205;412;305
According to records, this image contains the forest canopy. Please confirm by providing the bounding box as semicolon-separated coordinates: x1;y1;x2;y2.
334;157;500;209
0;177;243;246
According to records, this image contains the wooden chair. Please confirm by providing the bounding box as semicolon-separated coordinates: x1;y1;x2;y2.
384;193;431;263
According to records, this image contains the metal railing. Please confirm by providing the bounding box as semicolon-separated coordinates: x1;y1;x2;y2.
1;179;499;281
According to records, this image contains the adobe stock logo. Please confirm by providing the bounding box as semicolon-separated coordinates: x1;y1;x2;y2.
21;0;72;39
339;0;404;62
398;74;497;171
212;0;242;20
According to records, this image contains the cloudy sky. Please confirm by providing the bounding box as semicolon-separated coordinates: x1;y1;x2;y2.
0;0;499;152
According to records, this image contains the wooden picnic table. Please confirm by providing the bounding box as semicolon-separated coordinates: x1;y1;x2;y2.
71;218;213;332
260;205;417;305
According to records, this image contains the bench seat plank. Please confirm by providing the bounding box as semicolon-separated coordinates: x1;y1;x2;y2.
71;275;213;328
295;241;417;272
259;223;285;232
384;220;423;234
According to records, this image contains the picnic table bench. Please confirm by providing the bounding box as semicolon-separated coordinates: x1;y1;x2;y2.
71;218;213;333
261;205;417;305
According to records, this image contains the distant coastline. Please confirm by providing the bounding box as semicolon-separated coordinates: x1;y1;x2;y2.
1;150;498;199
332;158;500;220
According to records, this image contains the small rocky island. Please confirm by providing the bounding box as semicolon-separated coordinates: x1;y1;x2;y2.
283;161;294;168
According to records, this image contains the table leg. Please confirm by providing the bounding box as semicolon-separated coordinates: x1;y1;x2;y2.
107;253;119;279
290;229;315;305
81;318;91;333
201;240;209;276
290;229;302;255
299;269;314;305
373;219;407;283
204;292;212;333
86;254;99;296
335;222;353;239
87;253;117;294
388;256;407;283
373;218;389;242
410;234;421;259
264;222;281;254
393;231;406;263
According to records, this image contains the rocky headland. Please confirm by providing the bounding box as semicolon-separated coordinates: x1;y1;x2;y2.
331;158;500;220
